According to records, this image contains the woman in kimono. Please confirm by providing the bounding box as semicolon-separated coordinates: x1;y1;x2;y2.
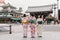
36;16;43;37
29;15;36;38
22;14;29;38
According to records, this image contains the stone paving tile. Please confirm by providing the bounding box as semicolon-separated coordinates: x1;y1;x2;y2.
0;24;60;40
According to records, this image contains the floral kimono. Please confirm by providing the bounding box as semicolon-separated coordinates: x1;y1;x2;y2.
22;17;28;38
29;16;36;38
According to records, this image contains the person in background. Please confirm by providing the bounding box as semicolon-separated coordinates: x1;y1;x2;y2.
21;14;29;38
29;14;36;38
36;15;43;37
19;16;22;23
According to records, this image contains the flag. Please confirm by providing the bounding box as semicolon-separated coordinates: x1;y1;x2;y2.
0;0;5;4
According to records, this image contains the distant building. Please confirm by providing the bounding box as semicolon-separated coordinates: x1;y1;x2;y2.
26;4;59;20
26;5;53;20
0;3;23;23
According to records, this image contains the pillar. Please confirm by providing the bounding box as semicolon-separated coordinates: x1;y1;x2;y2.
42;15;44;21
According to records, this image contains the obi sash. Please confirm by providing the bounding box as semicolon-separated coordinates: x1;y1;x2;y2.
30;19;36;24
37;21;42;24
22;20;28;24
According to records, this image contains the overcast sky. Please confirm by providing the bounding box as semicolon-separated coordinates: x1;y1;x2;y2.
4;0;60;12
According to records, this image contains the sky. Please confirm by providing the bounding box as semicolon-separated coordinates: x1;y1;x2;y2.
2;0;60;13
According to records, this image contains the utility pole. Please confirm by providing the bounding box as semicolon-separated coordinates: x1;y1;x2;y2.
54;0;59;20
57;0;59;20
53;0;59;24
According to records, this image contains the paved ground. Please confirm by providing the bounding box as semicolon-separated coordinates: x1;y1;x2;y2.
0;24;60;40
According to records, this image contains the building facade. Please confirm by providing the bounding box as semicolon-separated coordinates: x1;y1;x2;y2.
26;5;53;20
0;3;23;23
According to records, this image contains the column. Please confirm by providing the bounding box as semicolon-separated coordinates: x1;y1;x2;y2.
42;15;44;21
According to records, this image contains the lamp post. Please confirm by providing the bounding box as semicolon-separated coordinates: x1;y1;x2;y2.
56;0;59;24
53;0;59;24
57;0;59;20
54;0;59;20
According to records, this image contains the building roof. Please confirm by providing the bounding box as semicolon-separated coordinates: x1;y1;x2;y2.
26;4;53;13
0;3;16;9
0;9;23;15
12;10;23;15
0;9;14;13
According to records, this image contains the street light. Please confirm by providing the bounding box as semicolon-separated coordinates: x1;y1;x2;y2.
53;0;59;24
57;0;59;20
53;0;59;20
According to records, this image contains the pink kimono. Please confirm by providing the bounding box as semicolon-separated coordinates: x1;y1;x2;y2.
29;16;36;38
22;17;28;37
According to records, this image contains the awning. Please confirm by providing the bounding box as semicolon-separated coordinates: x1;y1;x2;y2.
11;18;21;20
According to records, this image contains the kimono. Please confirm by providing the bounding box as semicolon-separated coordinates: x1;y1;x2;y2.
36;18;43;37
29;17;36;37
22;17;28;37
